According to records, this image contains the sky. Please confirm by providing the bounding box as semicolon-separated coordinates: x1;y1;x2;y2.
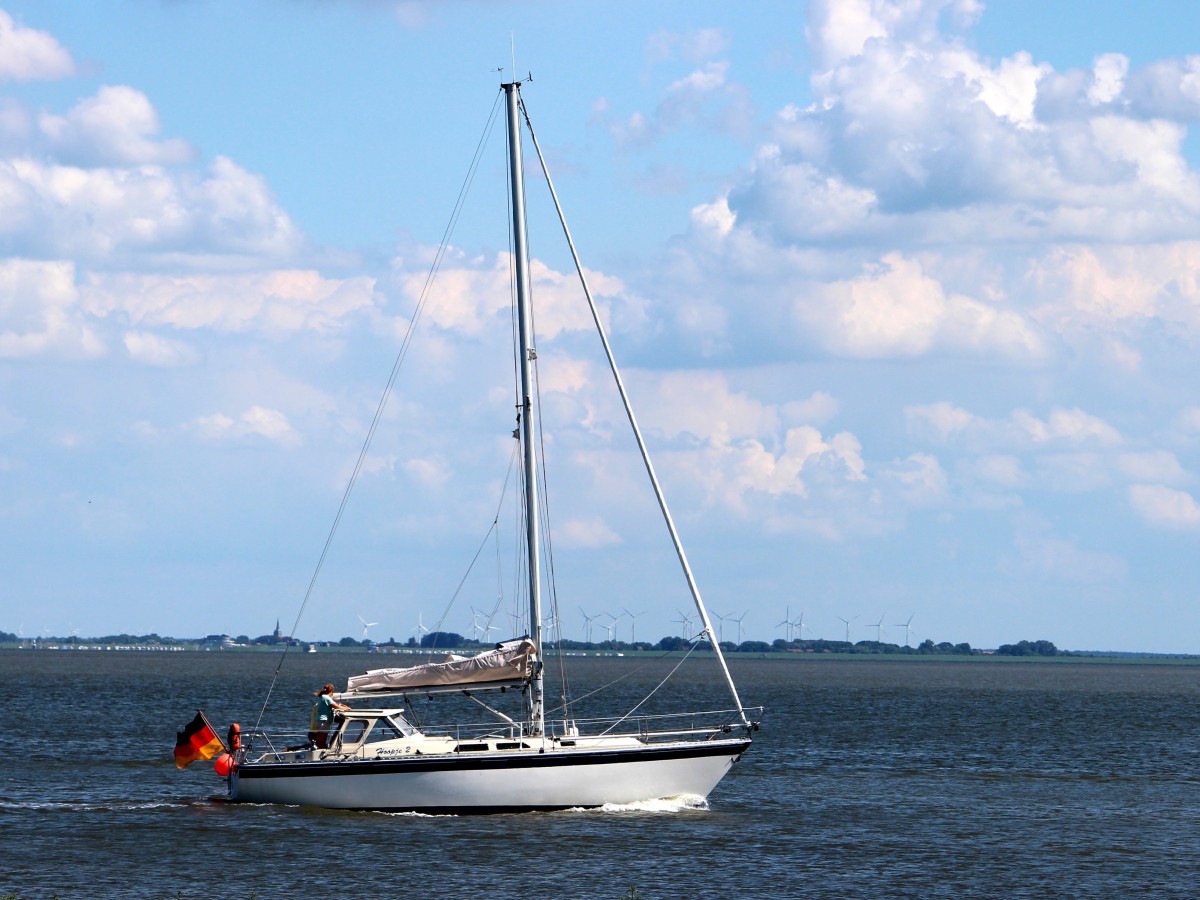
2;1;1200;653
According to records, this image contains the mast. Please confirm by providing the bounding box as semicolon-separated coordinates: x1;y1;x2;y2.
504;81;544;736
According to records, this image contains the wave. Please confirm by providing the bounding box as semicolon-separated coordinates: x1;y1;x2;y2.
0;799;185;812
571;794;710;814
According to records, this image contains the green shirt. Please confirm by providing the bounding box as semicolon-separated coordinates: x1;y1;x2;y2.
313;694;335;728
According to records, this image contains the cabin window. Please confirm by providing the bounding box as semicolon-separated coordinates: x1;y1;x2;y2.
340;719;368;745
364;719;405;744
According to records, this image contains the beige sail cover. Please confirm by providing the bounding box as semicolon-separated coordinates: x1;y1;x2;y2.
345;639;536;693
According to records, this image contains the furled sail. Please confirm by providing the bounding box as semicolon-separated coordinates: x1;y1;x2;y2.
344;638;536;694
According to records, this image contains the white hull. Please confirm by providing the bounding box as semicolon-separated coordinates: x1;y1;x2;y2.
231;738;749;813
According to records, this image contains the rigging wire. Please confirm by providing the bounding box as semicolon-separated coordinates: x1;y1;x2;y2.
427;440;520;652
518;93;750;726
516;128;572;715
531;334;572;713
541;642;697;715
600;639;703;736
249;91;505;739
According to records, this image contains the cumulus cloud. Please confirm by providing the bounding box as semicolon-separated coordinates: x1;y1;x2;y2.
1125;56;1200;119
906;401;976;442
606;27;752;149
0;10;74;82
783;391;839;424
0;258;105;359
660;0;1200;376
0;154;302;264
1129;483;1200;529
803;253;1043;359
645;27;730;67
1088;53;1128;106
611;59;751;148
907;403;1122;448
0;81;306;267
38;86;195;166
1117;451;1187;484
640;370;781;443
399;250;624;340
191;405;301;447
534;366;877;533
805;0;985;69
600;0;1200;547
885;451;947;503
784;2;1200;241
1030;242;1200;339
1013;408;1121;445
559;516;622;548
671;422;866;518
122;330;199;366
83;269;375;335
970;454;1024;489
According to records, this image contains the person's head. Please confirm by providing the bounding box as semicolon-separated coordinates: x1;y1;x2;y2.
317;683;335;696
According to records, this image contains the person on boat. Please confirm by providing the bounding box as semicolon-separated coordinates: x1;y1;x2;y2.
308;683;351;749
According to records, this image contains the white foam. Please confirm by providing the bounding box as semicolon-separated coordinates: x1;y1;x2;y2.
0;799;182;812
576;794;710;814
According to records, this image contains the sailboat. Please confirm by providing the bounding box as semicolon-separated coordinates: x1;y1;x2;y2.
226;81;760;813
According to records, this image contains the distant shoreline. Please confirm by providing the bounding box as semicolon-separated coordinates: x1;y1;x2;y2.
3;642;1197;664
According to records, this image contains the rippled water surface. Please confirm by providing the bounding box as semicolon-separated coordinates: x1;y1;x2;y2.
3;651;1199;898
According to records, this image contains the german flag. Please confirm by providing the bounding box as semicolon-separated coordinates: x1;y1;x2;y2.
174;710;225;769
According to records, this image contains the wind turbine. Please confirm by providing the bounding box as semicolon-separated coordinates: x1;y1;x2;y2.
601;614;618;644
673;609;695;640
507;608;525;636
715;612;732;644
776;606;794;642
731;611;748;645
895;613;915;647
621;608;646;644
579;609;598;643
358;614;379;642
837;615;857;644
413;612;430;643
793;610;809;641
467;608;488;642
871;612;886;644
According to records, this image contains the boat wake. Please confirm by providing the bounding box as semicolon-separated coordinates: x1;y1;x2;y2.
0;799;186;812
581;795;710;814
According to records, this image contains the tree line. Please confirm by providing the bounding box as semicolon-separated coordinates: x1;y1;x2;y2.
0;628;1064;657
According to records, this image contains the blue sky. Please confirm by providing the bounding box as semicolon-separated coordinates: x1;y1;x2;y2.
2;1;1200;653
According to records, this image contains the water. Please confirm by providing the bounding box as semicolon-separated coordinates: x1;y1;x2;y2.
3;651;1199;898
